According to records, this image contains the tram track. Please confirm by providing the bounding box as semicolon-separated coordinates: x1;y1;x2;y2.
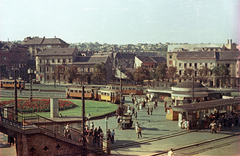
110;130;191;150
151;132;240;156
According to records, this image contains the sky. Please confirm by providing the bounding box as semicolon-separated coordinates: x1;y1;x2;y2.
0;0;239;45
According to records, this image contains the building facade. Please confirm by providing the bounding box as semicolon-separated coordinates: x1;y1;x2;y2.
21;36;69;59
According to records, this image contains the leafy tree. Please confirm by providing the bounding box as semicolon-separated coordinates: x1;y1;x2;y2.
91;62;107;84
134;66;150;85
167;66;177;84
198;67;210;83
155;63;168;81
125;70;134;81
0;64;7;78
212;64;230;87
182;68;194;80
65;65;78;84
55;65;65;84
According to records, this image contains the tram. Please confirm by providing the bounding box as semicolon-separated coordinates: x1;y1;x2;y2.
105;84;143;95
97;89;121;104
66;86;99;100
0;79;25;89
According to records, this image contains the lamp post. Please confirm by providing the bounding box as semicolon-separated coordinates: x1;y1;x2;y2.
12;67;19;122
28;68;35;100
119;65;123;129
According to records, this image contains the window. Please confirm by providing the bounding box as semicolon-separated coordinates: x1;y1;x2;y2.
184;63;187;68
63;59;66;63
179;63;182;67
40;67;42;72
58;59;60;63
195;63;197;69
46;59;49;63
205;63;208;67
52;59;55;63
46;67;49;72
169;55;172;59
189;63;192;67
169;61;172;64
88;68;90;72
226;64;230;68
47;75;49;80
39;59;42;63
69;59;71;63
179;70;182;75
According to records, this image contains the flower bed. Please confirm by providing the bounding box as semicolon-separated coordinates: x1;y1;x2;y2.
0;99;75;113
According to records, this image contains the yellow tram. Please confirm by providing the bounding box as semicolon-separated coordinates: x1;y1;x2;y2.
98;89;121;104
105;84;143;95
66;86;99;100
0;79;25;89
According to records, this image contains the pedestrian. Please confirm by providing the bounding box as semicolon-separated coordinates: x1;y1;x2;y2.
209;121;217;133
90;122;94;130
135;122;139;133
168;148;174;156
122;119;126;129
155;100;158;108
135;111;138;120
150;106;153;115
132;107;135;116
147;107;149;115
107;129;111;141
164;101;167;108
111;129;115;143
137;126;142;138
9;137;14;145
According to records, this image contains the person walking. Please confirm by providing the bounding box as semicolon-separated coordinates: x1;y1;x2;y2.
111;129;115;143
168;149;174;156
135;122;139;133
150;106;153;115
137;126;142;138
209;121;217;133
90;122;94;130
135;111;138;120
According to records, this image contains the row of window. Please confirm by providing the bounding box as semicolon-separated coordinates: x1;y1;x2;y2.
169;61;231;69
39;66;94;73
39;58;71;64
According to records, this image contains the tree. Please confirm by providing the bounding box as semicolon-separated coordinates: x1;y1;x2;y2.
155;63;168;82
167;66;177;84
0;64;7;78
212;64;230;87
198;66;210;83
182;68;194;80
125;70;134;81
91;62;107;84
65;65;78;84
55;65;65;84
134;67;150;85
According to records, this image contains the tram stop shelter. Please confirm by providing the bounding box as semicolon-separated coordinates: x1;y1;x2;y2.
171;98;240;128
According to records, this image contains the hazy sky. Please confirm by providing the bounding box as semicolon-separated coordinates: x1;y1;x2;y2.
0;0;239;44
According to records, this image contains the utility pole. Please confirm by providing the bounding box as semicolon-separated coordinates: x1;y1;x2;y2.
192;75;194;103
81;86;86;155
14;69;18;122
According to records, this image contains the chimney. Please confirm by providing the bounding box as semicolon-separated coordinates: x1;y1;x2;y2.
230;39;232;44
227;39;229;44
54;36;56;38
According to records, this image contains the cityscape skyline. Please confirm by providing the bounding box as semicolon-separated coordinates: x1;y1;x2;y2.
0;0;239;44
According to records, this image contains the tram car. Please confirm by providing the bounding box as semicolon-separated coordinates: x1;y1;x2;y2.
98;89;121;104
0;79;25;89
66;86;99;100
105;84;143;95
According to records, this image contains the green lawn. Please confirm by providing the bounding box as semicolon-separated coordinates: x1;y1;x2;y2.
0;97;118;118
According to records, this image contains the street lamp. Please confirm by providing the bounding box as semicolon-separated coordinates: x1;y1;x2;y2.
28;68;35;100
12;67;19;122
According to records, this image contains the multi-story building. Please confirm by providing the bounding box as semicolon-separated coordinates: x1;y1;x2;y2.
35;47;78;83
0;42;28;80
134;56;166;70
21;36;69;59
167;39;239;87
73;55;113;84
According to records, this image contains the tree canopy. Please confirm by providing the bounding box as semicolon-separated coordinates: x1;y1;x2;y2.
91;62;107;84
134;66;150;85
